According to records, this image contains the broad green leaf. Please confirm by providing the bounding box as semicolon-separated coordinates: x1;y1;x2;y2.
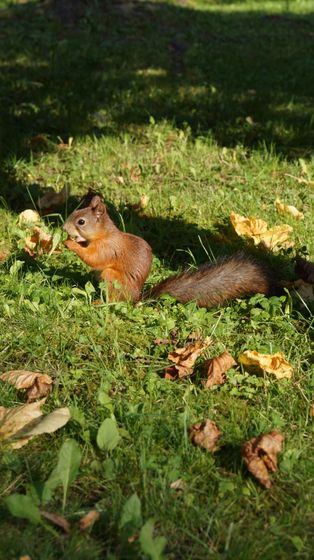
139;519;167;560
6;493;41;524
119;493;142;530
97;418;120;451
54;439;81;511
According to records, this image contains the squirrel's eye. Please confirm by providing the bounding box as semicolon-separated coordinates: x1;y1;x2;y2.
78;218;85;226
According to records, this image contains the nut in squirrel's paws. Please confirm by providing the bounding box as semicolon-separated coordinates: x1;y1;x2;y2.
64;236;87;248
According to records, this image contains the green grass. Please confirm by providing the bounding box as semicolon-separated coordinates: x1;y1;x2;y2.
0;0;314;558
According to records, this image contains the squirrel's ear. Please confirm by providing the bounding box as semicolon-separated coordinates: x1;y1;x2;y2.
89;196;106;217
89;195;102;209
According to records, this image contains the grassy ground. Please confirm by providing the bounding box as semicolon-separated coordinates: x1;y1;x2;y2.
0;0;313;558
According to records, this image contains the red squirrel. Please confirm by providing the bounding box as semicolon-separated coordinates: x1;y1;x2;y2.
63;196;275;306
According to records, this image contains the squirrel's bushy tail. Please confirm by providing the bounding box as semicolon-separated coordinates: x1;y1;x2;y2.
149;253;277;308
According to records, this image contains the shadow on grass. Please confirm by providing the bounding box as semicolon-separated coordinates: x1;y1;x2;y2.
1;0;314;164
0;0;308;275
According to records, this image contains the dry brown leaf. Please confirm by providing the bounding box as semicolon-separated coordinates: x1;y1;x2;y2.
41;510;71;533
0;249;9;261
79;510;100;530
189;419;221;452
293;279;314;303
275;198;304;220
0;370;53;401
154;338;170;346
295;257;314;284
18;209;41;226
242;431;284;488
130;167;141;182
19;556;32;560
238;350;293;380
166;337;212;379
202;351;236;388
310;402;314;417
230;211;294;250
0;399;70;448
24;226;53;256
29;134;50;151
38;185;70;212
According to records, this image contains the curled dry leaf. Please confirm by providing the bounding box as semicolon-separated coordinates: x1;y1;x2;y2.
295;257;314;284
18;209;41;226
166;337;212;379
0;370;53;401
230;211;294;250
189;419;221;452
242;431;284;488
129;194;149;212
238;350;293;380
154;338;170;346
170;478;186;491
0;399;70;449
275;198;304;220
79;509;100;530
41;510;71;533
24;226;53;256
293;279;314;303
38;185;70;213
202;351;236;388
0;249;9;261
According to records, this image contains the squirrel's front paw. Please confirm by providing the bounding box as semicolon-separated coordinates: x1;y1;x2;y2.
64;238;76;250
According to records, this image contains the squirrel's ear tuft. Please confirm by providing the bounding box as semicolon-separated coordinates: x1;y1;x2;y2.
89;195;102;209
90;196;107;219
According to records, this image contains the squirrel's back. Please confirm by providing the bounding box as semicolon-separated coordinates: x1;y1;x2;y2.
149;253;276;308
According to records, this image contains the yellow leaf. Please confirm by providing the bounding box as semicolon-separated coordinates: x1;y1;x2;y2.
238;350;293;379
275;199;304;220
230;212;294;250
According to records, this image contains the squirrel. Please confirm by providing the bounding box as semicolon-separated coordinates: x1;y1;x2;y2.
63;195;277;307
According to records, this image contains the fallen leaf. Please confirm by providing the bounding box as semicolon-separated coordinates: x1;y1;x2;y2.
0;370;53;401
24;227;53;256
275;198;304;220
0;399;70;449
29;134;51;152
130;167;141;183
19;556;32;560
170;478;186;491
238;350;293;379
230;211;294;250
295;257;314;284
202;351;236;388
41;510;71;533
166;337;212;379
129;194;149;212
0;249;9;261
242;431;284;488
38;185;70;213
164;366;178;379
79;510;100;530
292;279;314;303
18;209;41;226
189;419;221;452
154;338;170;346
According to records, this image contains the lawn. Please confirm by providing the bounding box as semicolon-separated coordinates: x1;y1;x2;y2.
0;0;313;558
